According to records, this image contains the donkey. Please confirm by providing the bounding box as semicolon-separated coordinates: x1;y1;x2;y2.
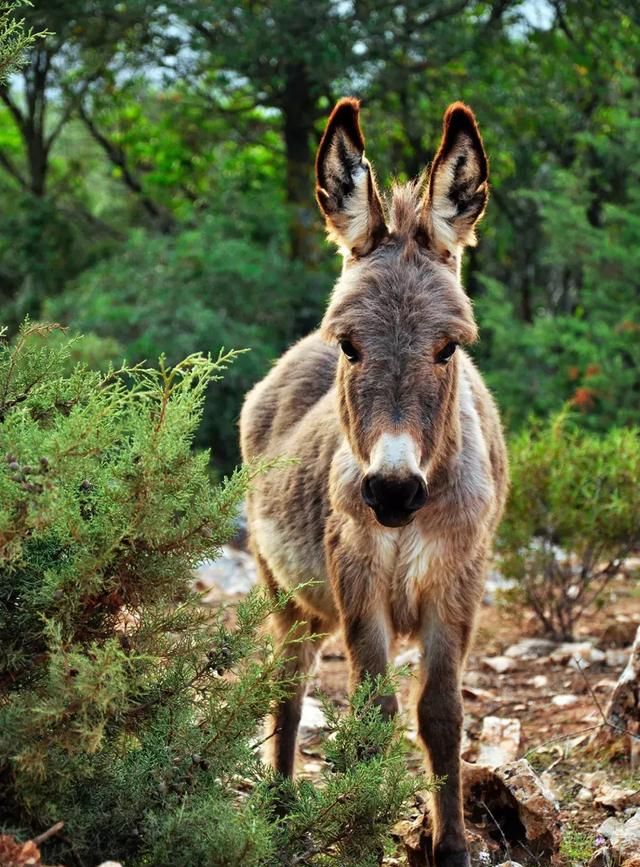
240;98;508;867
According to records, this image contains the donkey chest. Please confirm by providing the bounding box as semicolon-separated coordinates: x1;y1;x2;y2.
370;524;448;633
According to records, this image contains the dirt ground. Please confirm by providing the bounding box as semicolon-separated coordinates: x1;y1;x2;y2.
198;557;640;866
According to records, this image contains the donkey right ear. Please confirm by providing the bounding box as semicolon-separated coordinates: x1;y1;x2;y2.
316;98;387;257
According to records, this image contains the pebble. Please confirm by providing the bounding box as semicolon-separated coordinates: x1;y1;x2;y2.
577;786;593;803
482;655;516;674
530;674;549;689
504;638;557;659
606;648;630;668
477;716;521;766
551;693;579;707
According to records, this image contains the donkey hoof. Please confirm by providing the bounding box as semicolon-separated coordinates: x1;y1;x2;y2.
433;847;470;867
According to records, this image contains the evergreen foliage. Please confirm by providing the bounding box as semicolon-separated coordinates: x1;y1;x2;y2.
0;322;420;866
497;412;640;640
0;2;44;82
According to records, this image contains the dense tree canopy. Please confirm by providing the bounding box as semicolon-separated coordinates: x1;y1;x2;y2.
0;0;638;470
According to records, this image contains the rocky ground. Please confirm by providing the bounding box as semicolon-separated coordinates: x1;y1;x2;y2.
196;548;640;867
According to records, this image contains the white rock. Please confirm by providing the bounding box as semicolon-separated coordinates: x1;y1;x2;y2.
194;545;257;596
97;863;124;867
550;641;605;665
551;693;579;707
606;648;630;668
478;716;521;766
482;655;515;674
505;638;557;659
598;815;624;839
530;674;549;689
577;786;593;803
598;810;640;861
299;696;328;735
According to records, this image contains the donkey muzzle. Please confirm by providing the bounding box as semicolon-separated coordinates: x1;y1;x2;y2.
361;472;428;527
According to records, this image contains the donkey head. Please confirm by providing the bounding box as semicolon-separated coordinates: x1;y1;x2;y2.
316;98;488;528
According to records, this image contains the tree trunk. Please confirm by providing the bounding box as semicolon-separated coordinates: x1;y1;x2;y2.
591;625;640;767
281;65;320;263
25;127;48;197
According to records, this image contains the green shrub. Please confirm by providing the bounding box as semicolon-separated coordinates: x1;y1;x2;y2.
0;321;418;866
497;412;640;640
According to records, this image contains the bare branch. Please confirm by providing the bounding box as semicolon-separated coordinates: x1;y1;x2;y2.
46;66;106;152
0;81;25;130
0;145;27;188
78;102;175;233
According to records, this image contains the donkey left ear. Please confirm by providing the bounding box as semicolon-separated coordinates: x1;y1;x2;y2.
316;98;387;257
422;102;489;255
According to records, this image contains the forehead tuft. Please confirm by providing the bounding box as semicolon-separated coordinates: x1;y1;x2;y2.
387;180;424;237
321;232;478;346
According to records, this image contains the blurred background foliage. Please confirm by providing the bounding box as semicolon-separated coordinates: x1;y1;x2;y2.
1;0;639;472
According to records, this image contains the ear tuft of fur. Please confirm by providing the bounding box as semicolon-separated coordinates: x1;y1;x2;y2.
424;102;489;253
315;97;386;257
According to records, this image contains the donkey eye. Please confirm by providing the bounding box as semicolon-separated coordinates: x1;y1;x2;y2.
339;339;360;363
435;341;458;364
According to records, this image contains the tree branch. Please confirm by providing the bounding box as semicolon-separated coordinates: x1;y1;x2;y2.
46;67;106;152
0;82;25;130
0;145;27;189
78;102;175;233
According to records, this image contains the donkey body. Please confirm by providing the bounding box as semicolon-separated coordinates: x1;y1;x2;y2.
240;99;508;867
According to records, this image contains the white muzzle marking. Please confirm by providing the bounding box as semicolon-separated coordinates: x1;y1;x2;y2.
368;432;425;480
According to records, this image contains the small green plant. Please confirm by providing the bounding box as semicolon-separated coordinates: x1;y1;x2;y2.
560;826;593;864
497;412;640;640
0;321;418;866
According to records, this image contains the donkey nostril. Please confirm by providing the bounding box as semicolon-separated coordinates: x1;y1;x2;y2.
406;476;428;512
361;474;378;507
361;473;427;514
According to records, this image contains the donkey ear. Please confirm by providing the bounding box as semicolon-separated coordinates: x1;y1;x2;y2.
422;102;488;254
316;98;387;257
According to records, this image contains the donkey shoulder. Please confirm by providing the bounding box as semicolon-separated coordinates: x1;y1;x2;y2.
240;331;338;461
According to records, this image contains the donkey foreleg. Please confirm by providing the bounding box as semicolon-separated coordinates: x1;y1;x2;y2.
256;553;323;778
270;609;323;778
342;612;398;720
417;613;473;867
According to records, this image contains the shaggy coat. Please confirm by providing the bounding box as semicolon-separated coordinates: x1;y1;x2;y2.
240;98;508;867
